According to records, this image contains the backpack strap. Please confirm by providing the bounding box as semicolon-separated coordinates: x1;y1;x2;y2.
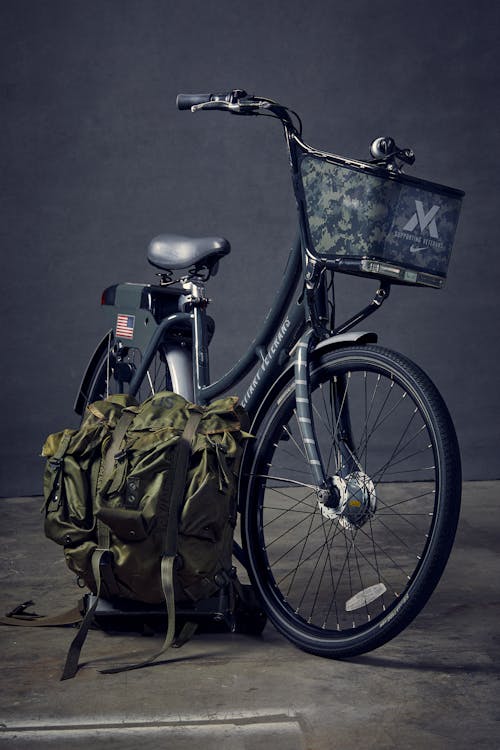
51;429;73;464
59;408;137;680
160;409;203;648
41;429;74;514
100;408;203;675
60;549;112;680
99;409;137;489
0;600;84;628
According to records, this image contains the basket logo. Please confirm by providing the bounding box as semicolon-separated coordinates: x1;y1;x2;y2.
403;200;440;239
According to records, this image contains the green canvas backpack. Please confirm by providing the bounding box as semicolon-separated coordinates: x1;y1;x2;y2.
36;391;251;678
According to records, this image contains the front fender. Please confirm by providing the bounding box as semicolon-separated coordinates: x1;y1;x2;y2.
248;330;377;435
314;330;377;355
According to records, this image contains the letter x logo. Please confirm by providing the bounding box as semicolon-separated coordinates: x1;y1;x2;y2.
403;200;440;238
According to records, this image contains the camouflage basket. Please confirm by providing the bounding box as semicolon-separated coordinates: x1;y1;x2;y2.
299;150;464;288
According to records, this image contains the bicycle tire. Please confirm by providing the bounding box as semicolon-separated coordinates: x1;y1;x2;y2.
82;335;173;409
241;344;461;658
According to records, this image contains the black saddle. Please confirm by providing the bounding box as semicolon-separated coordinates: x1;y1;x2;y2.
147;234;230;273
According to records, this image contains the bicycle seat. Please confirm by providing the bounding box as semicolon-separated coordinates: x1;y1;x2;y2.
147;234;230;272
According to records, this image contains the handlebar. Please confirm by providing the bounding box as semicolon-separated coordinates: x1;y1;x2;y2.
176;93;214;110
176;89;302;133
176;89;249;112
176;89;415;170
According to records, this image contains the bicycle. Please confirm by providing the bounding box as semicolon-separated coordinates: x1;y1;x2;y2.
74;90;464;659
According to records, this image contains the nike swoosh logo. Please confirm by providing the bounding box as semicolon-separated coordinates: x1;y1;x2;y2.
409;244;426;253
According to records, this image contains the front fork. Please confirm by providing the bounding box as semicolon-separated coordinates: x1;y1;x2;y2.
293;265;391;511
294;258;342;509
293;330;351;512
293;330;327;490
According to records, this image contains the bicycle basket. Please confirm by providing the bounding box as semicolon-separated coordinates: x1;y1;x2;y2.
298;149;464;288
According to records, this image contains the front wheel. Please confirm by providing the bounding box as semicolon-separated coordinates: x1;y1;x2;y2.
242;345;461;658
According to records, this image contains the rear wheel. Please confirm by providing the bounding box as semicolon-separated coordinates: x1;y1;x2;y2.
242;345;461;658
82;334;174;409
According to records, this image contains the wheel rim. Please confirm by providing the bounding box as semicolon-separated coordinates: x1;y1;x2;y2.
245;351;449;641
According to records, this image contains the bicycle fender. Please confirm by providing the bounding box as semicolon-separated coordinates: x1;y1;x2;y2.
248;330;377;435
74;332;112;415
314;330;377;355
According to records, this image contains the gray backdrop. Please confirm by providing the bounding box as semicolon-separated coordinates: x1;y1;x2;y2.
1;0;499;496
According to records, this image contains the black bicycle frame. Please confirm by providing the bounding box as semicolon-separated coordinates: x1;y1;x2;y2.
127;233;310;416
107;112;391;497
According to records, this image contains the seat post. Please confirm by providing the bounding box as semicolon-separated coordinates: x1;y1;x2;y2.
181;276;211;403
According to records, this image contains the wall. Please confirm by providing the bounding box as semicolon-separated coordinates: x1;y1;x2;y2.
1;0;499;494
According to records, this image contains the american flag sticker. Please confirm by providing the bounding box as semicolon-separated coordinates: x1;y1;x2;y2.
115;314;135;340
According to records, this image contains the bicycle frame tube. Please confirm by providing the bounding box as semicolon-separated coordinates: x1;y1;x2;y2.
127;312;193;396
124;235;306;414
122;118;386;497
122;237;301;408
192;234;307;412
125;225;377;483
238;301;306;412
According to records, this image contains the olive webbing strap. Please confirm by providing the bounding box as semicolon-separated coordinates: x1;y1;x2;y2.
0;603;84;628
40;429;73;514
60;408;137;680
0;554;108;678
100;409;203;675
60;548;110;680
99;409;137;488
51;428;73;466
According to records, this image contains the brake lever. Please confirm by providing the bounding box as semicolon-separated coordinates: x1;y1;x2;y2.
191;100;264;116
395;147;415;165
191;101;236;112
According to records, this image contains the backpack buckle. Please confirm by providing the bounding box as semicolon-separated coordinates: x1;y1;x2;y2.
7;600;42;619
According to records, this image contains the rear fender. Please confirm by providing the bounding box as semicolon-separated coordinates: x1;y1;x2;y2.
74;332;111;415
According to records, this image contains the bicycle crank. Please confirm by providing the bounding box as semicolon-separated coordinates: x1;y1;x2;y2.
318;472;377;529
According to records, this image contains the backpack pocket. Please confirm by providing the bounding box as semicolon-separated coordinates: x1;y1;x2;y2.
178;468;236;600
43;429;100;546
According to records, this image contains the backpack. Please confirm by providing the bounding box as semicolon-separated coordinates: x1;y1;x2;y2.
20;391;253;678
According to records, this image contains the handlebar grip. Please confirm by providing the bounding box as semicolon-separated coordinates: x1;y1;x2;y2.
176;93;212;110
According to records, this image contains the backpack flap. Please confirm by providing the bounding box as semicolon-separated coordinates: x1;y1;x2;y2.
96;507;149;542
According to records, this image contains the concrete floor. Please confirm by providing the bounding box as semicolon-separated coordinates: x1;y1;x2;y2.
0;481;499;750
